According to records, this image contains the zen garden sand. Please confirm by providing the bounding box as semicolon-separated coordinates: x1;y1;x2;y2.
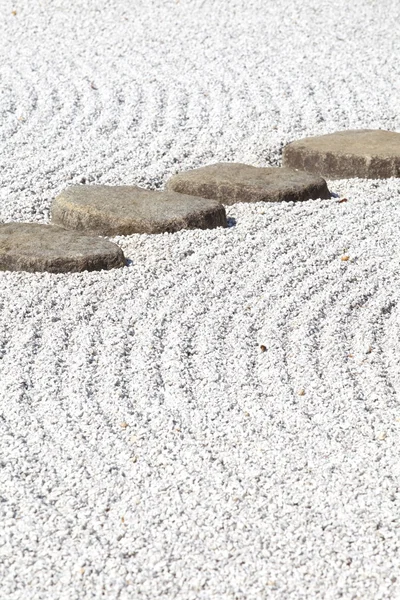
1;1;400;599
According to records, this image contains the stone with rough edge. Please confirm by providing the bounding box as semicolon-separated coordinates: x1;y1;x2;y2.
166;163;330;204
282;129;400;179
51;186;227;236
0;223;126;273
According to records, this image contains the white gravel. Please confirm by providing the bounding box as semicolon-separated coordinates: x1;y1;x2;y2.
1;1;400;598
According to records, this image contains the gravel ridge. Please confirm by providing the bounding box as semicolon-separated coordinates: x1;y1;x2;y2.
1;0;400;598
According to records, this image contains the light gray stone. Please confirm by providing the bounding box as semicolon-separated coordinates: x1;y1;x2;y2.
0;223;126;273
282;129;400;179
166;163;330;204
51;186;227;236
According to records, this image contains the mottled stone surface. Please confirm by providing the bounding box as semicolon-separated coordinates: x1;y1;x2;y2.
51;186;227;235
0;223;126;273
166;163;330;204
282;129;400;179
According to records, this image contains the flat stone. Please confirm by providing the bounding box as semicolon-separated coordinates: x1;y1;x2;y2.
282;129;400;179
51;186;227;236
0;223;126;273
166;163;330;204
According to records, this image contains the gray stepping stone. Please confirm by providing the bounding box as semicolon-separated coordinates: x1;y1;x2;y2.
0;223;126;273
51;186;227;236
166;163;330;205
282;129;400;179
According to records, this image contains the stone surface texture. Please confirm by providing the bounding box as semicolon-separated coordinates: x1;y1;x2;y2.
51;186;227;236
166;163;330;204
282;129;400;179
0;223;126;273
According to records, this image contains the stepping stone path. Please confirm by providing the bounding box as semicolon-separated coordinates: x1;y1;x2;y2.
166;163;330;204
0;223;126;273
51;185;227;236
282;129;400;179
2;128;399;274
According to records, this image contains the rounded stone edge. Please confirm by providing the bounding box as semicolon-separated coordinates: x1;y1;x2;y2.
132;201;227;234
51;190;228;236
282;141;400;179
0;223;127;274
0;248;126;274
167;171;331;204
294;176;332;201
166;203;228;233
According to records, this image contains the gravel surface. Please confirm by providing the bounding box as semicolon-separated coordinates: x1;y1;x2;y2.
1;1;400;598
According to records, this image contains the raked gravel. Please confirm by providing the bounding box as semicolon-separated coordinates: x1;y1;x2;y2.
1;1;400;599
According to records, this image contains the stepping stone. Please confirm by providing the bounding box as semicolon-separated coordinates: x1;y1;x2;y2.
0;223;126;273
282;129;400;179
166;163;330;205
51;186;227;236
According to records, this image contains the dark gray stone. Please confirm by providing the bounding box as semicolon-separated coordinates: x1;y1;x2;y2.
166;163;330;204
0;223;126;273
51;186;227;236
282;129;400;179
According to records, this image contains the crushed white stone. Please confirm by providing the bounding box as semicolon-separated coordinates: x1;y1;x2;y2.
1;0;400;598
